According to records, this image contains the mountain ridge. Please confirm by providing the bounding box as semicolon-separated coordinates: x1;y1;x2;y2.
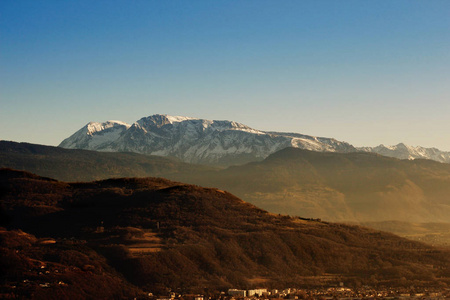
0;140;215;182
358;143;450;163
59;114;450;166
59;114;357;166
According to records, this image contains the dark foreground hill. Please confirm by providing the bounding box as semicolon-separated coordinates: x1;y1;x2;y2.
1;169;450;298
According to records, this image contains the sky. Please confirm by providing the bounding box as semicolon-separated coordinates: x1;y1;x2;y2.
1;0;449;150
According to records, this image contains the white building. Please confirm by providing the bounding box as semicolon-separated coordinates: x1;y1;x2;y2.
247;289;267;297
228;289;246;297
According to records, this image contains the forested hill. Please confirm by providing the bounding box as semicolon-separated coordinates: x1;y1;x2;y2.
1;168;450;298
0;141;215;182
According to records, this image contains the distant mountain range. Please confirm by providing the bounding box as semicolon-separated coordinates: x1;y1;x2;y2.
358;143;450;163
59;114;450;166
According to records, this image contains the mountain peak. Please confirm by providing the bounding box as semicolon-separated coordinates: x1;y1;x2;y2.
60;114;356;166
358;143;450;163
165;114;199;124
85;120;131;135
60;114;450;165
395;142;408;149
59;120;131;150
136;114;200;128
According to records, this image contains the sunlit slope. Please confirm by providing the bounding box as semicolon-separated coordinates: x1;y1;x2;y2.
361;221;450;247
187;148;450;223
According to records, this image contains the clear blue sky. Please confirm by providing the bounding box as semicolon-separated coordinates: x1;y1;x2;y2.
1;0;449;150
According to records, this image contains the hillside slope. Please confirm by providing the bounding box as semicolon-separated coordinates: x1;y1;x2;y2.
1;168;450;295
182;148;450;223
2;142;450;224
0;228;145;299
0;141;215;182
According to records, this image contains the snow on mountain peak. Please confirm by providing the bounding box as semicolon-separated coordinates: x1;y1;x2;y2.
358;143;450;164
59;114;450;165
165;115;199;124
86;120;131;135
60;114;357;165
135;114;200;129
59;120;131;150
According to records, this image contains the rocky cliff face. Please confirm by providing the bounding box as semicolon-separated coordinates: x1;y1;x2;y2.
60;114;450;165
59;114;356;166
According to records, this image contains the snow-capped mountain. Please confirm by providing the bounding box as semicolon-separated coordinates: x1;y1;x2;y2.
59;120;131;151
358;143;450;164
60;114;450;165
59;114;356;165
